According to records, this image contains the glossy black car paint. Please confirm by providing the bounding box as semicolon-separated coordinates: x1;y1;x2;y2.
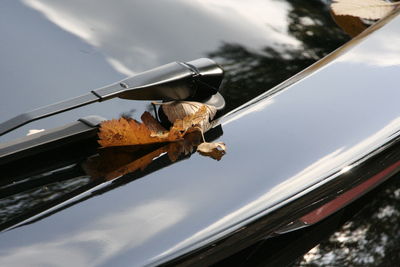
165;10;400;265
1;0;399;266
216;170;400;267
0;0;347;142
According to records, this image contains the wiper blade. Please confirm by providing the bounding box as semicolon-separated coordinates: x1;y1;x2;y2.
0;58;224;136
0;94;99;137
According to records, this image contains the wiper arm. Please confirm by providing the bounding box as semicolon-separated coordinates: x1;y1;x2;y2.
0;58;224;136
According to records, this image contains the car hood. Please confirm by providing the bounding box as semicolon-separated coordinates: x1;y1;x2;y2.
5;1;394;266
0;0;346;141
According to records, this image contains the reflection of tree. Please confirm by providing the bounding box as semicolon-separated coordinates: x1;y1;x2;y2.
0;174;91;225
0;0;353;241
298;175;400;266
209;0;350;112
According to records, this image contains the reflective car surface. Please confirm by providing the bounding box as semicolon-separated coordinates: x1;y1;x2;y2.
1;0;400;266
0;0;348;142
298;173;400;266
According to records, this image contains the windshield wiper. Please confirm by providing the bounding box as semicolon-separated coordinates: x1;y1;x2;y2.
0;58;224;136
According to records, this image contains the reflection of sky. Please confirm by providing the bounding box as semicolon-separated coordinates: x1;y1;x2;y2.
0;199;187;267
0;0;295;142
338;32;400;66
221;98;275;126
3;23;400;264
22;0;297;75
3;1;400;267
185;0;300;47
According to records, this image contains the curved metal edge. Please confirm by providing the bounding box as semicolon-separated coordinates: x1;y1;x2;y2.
220;7;400;124
150;8;400;267
160;136;400;266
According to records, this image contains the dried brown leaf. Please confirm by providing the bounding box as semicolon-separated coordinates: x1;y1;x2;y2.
169;105;208;137
161;101;217;121
167;131;203;162
197;142;226;161
94;102;225;177
331;0;399;20
161;101;217;132
141;111;167;133
331;11;368;37
98;116;183;148
98;102;215;148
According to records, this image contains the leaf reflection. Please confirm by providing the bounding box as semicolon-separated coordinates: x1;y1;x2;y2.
83;131;204;181
0;0;349;234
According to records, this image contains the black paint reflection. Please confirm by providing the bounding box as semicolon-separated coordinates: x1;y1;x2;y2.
0;124;223;231
0;169;90;226
297;175;400;266
0;0;351;229
0;0;358;264
211;0;349;111
213;173;400;267
0;0;350;142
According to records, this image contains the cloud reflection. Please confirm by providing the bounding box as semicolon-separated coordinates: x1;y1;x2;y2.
22;0;297;76
0;199;187;267
338;30;400;67
222;98;275;126
154;117;400;262
186;0;300;48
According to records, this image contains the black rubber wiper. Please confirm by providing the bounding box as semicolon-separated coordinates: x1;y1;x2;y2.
0;58;224;136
